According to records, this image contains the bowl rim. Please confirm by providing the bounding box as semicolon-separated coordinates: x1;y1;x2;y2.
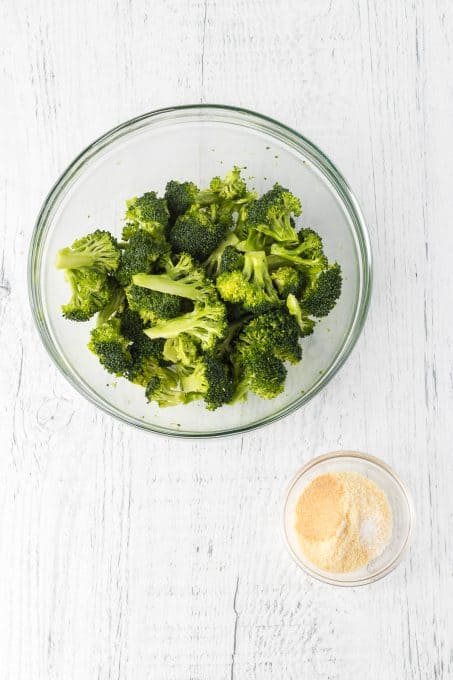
282;450;415;586
28;103;372;438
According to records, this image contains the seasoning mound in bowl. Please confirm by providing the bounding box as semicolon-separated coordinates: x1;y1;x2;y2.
294;471;392;573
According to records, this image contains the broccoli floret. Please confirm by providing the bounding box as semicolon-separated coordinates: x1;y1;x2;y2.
88;318;132;376
96;282;125;326
303;263;342;318
61;269;115;321
196;167;257;227
239;309;302;365
132;257;217;304
218;246;244;275
126;333;167;386
179;355;234;410
123;191;170;240
236;227;270;253
286;294;316;337
145;369;187;407
271;266;305;299
245;184;300;244
118;306;145;340
203;232;240;277
126;284;184;325
216;250;280;314
231;351;287;403
144;302;227;352
270;228;327;271
169;205;227;260
115;229;170;287
163;334;199;365
164;180;199;223
56;230;121;274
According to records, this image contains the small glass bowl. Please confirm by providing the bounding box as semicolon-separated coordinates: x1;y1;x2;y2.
282;451;414;586
28;105;371;437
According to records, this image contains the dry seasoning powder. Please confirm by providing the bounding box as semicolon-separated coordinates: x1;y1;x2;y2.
294;471;392;573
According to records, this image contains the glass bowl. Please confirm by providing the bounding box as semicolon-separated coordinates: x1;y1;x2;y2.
28;105;371;438
282;451;414;586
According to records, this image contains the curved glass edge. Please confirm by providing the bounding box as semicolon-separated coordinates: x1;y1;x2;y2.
281;451;415;586
28;104;373;439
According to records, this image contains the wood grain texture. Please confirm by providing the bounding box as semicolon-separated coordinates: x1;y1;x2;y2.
1;0;453;678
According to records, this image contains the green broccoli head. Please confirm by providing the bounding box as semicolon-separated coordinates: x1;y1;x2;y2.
203;232;240;278
218;246;245;275
240;309;302;365
125;283;184;325
179;355;234;410
216;250;280;314
286;294;316;337
303;262;342;318
123;191;170;240
88;318;132;376
115;228;170;287
145;368;187;407
56;230;121;274
61;269;116;321
126;333;167;386
196;167;257;228
271;266;305;299
231;350;287;403
96;282;125;326
118;306;146;340
163;334;199;366
132;253;218;304
245;184;300;244
169;205;227;261
164;180;199;223
269;228;328;288
144;302;227;352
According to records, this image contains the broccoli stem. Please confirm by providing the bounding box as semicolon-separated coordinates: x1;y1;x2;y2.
144;314;204;340
55;248;96;270
132;273;199;301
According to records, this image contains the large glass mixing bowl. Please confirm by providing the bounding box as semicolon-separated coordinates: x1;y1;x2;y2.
28;105;371;437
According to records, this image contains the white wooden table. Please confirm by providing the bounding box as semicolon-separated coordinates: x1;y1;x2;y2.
1;1;452;678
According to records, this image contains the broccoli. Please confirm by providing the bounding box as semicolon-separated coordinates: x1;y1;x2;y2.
236;227;270;253
57;170;342;411
125;284;184;325
132;258;217;304
126;333;167;386
61;269;115;321
178;355;234;410
169;204;227;260
88;318;132;376
145;368;187;407
163;334;199;365
270;228;327;271
123;191;170;240
144;302;227;352
218;246;244;275
286;294;315;337
165;180;199;223
216;250;280;314
115;228;170;287
271;266;305;299
231;350;287;403
303;262;342;318
203;232;240;277
239;309;302;365
96;283;125;326
118;306;146;341
196;167;257;227
245;184;300;244
56;230;121;274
